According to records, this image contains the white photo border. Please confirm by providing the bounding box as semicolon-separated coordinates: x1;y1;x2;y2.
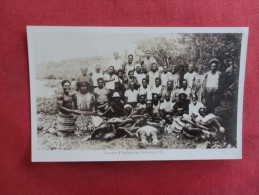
27;26;249;162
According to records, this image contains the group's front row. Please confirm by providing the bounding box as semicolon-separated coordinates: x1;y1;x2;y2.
50;79;226;147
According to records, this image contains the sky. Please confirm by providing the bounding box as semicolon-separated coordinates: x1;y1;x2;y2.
29;30;175;64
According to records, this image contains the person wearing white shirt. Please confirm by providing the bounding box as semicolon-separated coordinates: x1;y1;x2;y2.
124;81;139;108
184;64;197;89
123;54;135;78
134;64;146;87
147;63;160;88
90;63;104;88
188;94;204;118
104;66;118;96
139;78;152;100
160;93;175;117
150;77;163;98
108;51;123;71
160;65;173;87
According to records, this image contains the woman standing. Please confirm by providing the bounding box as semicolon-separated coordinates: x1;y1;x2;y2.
193;65;206;103
75;82;97;131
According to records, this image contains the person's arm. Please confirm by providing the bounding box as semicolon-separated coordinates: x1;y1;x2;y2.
146;74;149;84
204;72;208;88
71;92;78;110
124;90;128;103
57;94;80;115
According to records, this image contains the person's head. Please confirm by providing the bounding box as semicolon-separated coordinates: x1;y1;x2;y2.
79;82;88;94
135;64;141;73
152;93;159;102
112;92;121;103
81;67;88;75
139;95;146;104
191;94;198;104
124;104;133;115
177;108;184;116
136;117;147;126
155;77;161;87
108;66;115;75
97;78;104;88
145;50;151;58
113;52;119;60
198;107;206;117
181;79;188;89
142;78;148;88
117;69;124;78
167;80;173;89
179;93;187;102
188;64;194;72
197;64;204;74
129;81;135;90
128;54;133;64
61;80;71;93
171;65;177;74
146;100;152;109
209;59;219;72
128;70;134;79
151;63;158;72
95;63;101;72
163;65;168;73
164;92;171;101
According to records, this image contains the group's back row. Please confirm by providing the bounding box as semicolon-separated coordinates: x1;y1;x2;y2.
75;50;229;113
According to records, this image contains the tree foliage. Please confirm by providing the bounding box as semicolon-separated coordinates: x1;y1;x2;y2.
136;33;242;72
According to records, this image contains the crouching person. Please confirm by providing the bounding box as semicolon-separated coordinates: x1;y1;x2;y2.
84;104;140;141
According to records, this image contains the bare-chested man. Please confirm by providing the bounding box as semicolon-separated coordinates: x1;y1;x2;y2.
57;80;81;135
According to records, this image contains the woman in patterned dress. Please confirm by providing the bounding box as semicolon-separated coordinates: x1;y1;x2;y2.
193;65;206;102
75;82;97;131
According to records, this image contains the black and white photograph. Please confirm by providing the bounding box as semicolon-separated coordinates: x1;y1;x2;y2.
27;27;248;161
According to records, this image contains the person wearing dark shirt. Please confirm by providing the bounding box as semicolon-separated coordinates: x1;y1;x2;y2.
173;93;190;115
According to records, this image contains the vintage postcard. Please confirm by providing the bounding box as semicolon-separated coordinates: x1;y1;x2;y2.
27;26;248;161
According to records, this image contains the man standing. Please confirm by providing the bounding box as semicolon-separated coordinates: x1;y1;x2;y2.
134;64;146;87
57;80;81;135
184;64;197;89
170;65;180;90
76;67;93;91
146;63;160;88
123;54;135;78
160;65;173;87
93;78;110;108
161;80;174;101
204;59;222;113
138;78;152;100
103;66;118;98
108;51;123;71
89;63;104;88
142;50;157;73
127;70;140;90
124;81;139;108
150;78;163;98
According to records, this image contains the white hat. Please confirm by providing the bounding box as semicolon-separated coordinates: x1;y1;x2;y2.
112;92;121;98
124;104;132;109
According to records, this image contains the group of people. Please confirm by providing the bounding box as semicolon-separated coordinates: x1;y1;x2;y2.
53;50;228;147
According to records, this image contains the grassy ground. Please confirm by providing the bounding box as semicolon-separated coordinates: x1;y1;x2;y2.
37;114;223;150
